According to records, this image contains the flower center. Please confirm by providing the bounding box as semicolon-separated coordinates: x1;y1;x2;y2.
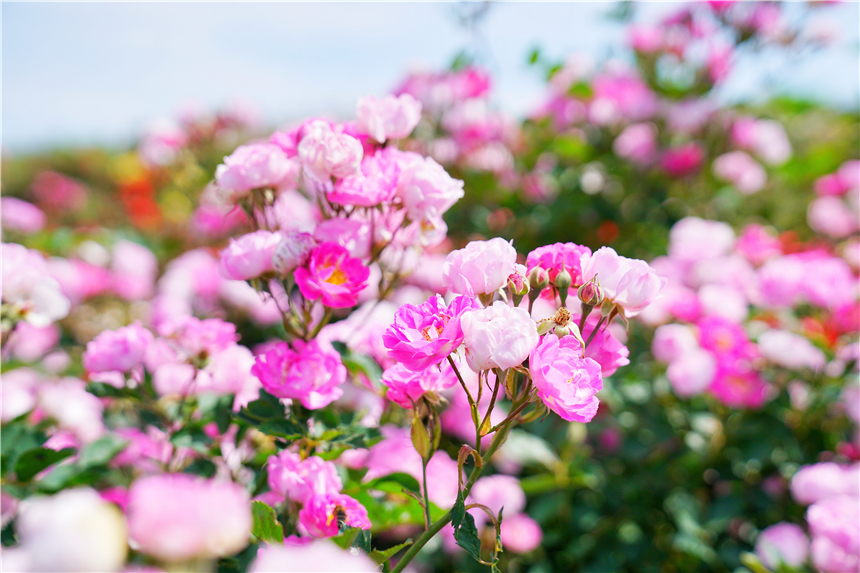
326;266;348;285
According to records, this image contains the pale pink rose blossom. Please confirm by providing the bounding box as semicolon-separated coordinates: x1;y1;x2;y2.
3;322;59;362
267;451;343;504
38;378;106;444
127;474;252;562
666;348;717;398
808;196;859;239
461;301;539;372
2;243;71;327
712;151;767;194
613;123;658;165
297;120;363;183
668;217;736;262
790;462;860;505
652;324;700;363
111;240;158;301
529;333;603;423
250;541;377;573
14;488;127;572
83;322;153;373
219;230;283;281
272;232;316;275
500;513;543;554
807;496;860;573
734;224;782;265
355;93;422;142
392;150;465;223
757;329;826;372
755;523;810;570
1;197;46;234
312;219;372;261
443;238;518;296
1;368;41;422
215;142;297;193
328;152;400;207
580;247;666;316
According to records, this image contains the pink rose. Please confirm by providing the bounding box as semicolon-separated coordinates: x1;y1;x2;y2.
328;152;400;207
613;123;657;165
383;294;481;371
734;224;782;265
393;150;465;222
355;93;422;142
500;513;543;554
580;247;666;316
218;230;283;281
127;474;251;562
297;120;363;183
215;142;298;193
807;496;860;573
294;242;369;308
252;340;346;409
529;333;603;423
660;143;704;177
461;302;539;372
111;240;158;301
267;451;343;504
0;197;46;234
31;171;87;211
790;462;860;505
576;312;630;376
381;362;458;408
443;238;518;296
250;541;377;573
298;493;370;538
652;324;699;363
808;196;858;239
272;232;316;275
712;151;767;194
526;242;592;286
755;523;809;570
83;322;153;373
666;348;717;398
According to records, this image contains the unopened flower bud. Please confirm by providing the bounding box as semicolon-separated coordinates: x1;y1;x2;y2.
578;278;604;307
554;267;572;289
272;232;316;275
507;273;530;297
528;267;550;291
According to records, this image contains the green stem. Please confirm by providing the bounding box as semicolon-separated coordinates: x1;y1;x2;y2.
421;457;432;530
389;419;514;573
583;315;606;349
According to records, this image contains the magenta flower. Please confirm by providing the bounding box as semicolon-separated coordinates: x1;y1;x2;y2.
526;242;592;286
529;333;603;423
660;142;704;177
381;362;458;408
267;451;343;504
382;294;481;372
215;142;298;193
697;316;751;356
294;242;369;308
709;361;771;409
575;313;630;376
251;340;346;409
83;322;153;373
298;493;371;538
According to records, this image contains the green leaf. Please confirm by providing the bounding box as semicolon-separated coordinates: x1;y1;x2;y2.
454;508;483;563
14;447;75;482
365;473;421;496
77;434;128;469
170;428;211;454
352;528;372;553
369;540;413;564
254;419;304;440
250;501;284;544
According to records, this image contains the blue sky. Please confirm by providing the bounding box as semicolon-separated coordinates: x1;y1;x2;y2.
2;2;858;153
